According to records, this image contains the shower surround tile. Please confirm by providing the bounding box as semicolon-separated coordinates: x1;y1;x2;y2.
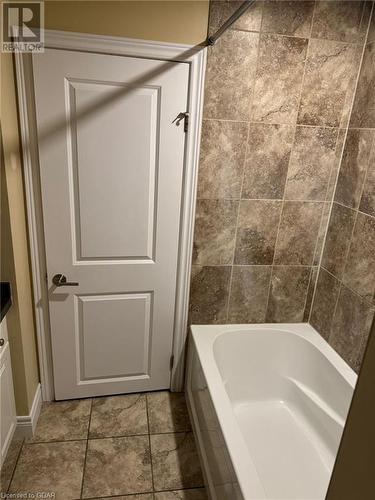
29;399;91;443
193;199;238;265
209;0;263;33
321;203;356;279
242;123;294;199
334;129;375;209
266;266;311;322
343;212;375;302
303;266;318;321
339;44;363;130
350;42;375;128
147;392;191;434
313;202;331;265
189;266;231;324
311;1;366;43
252;34;308;124
326;129;347;201
227;266;271;323
150;432;204;491
284;126;338;201
297;39;357;127
192;0;371;374
261;0;314;37
274;201;323;265
89;394;148;438
9;441;86;499
82;436;152;498
329;285;375;371
234;200;282;265
360;146;375;217
310;268;341;340
204;29;259;120
197;120;248;199
369;9;375;43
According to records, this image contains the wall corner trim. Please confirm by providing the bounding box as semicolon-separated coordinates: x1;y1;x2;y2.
16;383;42;438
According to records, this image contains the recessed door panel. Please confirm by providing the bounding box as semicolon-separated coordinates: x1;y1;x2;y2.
67;79;159;261
76;293;152;381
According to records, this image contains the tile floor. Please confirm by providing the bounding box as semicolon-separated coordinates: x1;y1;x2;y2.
1;391;207;500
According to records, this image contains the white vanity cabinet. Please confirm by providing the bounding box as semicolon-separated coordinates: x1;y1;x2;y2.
0;316;17;468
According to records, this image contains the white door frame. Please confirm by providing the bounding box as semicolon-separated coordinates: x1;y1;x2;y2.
15;29;206;401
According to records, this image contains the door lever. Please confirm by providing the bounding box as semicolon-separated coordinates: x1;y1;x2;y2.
52;274;79;287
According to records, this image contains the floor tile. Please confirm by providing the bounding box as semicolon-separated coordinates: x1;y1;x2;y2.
151;432;204;492
0;433;24;493
29;399;91;442
82;436;152;498
8;441;86;499
154;489;208;499
90;495;153;500
89;394;148;438
147;392;191;434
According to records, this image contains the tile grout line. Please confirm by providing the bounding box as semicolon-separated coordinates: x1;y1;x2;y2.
79;398;93;499
355;131;375;217
25;428;200;446
203;116;346;130
321;265;375;308
196;197;331;203
334;199;375;220
263;11;314;317
81;484;206;500
145;394;156;493
264;123;300;317
301;266;315;321
321;129;340;203
226;122;252;322
224;2;264;324
226;17;265;322
307;2;374;323
6;437;25;494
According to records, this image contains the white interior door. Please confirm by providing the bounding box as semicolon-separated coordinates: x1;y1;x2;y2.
32;48;189;400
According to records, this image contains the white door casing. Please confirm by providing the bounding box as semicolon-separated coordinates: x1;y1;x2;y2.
32;47;190;399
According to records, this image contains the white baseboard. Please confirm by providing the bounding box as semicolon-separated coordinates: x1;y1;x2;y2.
16;383;42;438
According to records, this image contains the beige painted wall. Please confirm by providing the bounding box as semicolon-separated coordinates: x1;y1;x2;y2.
1;52;40;415
0;0;209;413
38;0;209;45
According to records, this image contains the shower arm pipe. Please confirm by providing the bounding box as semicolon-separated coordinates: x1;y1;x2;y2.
206;0;257;46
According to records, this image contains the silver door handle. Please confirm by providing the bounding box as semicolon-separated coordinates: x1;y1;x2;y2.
52;274;79;287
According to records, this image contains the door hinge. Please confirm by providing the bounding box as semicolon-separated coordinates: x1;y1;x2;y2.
172;112;189;133
170;354;175;370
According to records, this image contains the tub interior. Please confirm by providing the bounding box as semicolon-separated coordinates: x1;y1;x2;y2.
212;329;354;500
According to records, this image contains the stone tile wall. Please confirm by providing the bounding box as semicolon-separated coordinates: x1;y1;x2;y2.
189;1;371;332
311;5;375;372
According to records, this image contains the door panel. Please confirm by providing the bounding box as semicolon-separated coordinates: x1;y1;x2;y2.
69;80;159;260
76;293;152;381
32;48;189;399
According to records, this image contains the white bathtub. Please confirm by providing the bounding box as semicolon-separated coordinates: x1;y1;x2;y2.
186;323;357;500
